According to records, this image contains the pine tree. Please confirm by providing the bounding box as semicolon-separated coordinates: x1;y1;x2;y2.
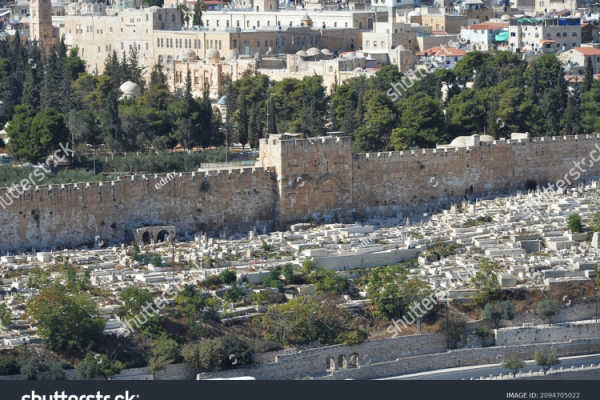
237;96;249;149
193;0;205;26
584;58;594;92
248;103;259;149
22;46;42;112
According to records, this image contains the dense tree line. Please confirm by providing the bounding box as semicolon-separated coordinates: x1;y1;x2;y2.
224;51;598;153
0;36;222;163
3;35;598;164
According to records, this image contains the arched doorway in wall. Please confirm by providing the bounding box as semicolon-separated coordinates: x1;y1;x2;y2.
142;231;152;245
157;230;170;243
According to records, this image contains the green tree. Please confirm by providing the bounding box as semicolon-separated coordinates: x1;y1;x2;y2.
219;269;237;285
482;301;515;328
26;286;105;354
181;336;252;373
567;213;583;233
352;90;396;151
261;296;350;346
149;335;179;377
312;268;352;295
535;349;560;375
502;355;524;377
75;354;124;380
193;0;205;26
118;287;164;335
471;258;504;306
536;298;559;324
391;93;446;149
584;57;594;92
20;358;65;380
0;303;11;327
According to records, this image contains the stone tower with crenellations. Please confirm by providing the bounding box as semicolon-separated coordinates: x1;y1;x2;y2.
30;0;59;54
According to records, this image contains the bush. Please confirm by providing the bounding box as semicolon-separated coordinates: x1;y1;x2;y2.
567;214;583;233
336;329;368;346
20;359;65;380
503;355;524;377
475;326;490;338
535;349;560;374
182;336;253;373
0;355;20;375
536;298;559;324
482;301;515;328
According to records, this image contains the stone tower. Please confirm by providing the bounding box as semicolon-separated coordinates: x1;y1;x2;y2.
259;133;353;226
30;0;59;54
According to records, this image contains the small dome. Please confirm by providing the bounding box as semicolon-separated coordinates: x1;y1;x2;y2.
119;81;141;99
321;48;333;56
206;49;220;61
296;50;307;57
307;47;320;56
185;50;197;61
301;14;313;27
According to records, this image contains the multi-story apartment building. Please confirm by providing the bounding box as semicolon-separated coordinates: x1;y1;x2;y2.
508;16;581;54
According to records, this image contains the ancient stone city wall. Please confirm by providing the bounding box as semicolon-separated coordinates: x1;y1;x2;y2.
0;167;277;252
3;134;600;251
352;135;600;213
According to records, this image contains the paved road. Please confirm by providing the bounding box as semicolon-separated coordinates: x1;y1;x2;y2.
379;353;600;380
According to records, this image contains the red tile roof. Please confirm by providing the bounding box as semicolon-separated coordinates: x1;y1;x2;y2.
574;47;600;56
416;46;467;57
465;22;508;30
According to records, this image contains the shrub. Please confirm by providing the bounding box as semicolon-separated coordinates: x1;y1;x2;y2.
567;214;583;233
0;355;20;375
475;326;490;338
336;329;368;346
535;349;560;374
536;298;559;324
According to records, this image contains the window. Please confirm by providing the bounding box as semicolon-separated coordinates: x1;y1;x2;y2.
233;39;237;48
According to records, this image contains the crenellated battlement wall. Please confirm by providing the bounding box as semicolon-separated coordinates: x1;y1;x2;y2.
3;133;600;251
351;134;600;217
0;167;277;251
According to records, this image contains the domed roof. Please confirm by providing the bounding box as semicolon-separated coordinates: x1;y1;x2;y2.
119;81;141;98
206;49;220;60
296;50;307;57
306;47;320;56
185;50;197;61
321;48;332;56
301;14;313;27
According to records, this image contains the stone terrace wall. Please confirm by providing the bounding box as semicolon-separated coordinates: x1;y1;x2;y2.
322;339;600;380
351;135;600;214
198;332;446;380
495;322;600;346
0;167;277;251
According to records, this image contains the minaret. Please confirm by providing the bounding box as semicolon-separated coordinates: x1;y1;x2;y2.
30;0;58;54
